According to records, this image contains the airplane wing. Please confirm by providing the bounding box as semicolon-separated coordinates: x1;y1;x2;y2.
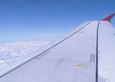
0;14;114;82
0;21;99;82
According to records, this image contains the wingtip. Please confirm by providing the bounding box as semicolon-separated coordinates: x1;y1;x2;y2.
102;13;115;22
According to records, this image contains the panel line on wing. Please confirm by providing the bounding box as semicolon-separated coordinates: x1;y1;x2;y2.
96;21;100;82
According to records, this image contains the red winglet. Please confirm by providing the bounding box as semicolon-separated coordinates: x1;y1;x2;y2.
102;13;115;22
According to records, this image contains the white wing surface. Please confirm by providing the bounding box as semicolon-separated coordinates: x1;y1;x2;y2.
98;21;115;82
0;20;115;82
0;21;99;82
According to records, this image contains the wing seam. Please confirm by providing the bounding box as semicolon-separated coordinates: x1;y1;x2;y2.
96;21;100;82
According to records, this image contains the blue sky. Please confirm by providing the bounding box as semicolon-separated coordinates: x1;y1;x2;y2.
0;0;115;43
